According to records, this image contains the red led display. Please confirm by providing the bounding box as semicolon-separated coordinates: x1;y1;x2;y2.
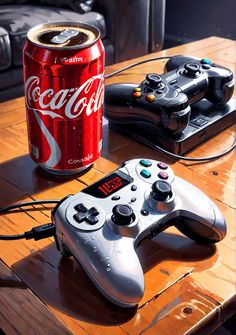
83;171;133;198
98;176;123;196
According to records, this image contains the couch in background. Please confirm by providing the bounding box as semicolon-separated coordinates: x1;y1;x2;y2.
0;0;166;102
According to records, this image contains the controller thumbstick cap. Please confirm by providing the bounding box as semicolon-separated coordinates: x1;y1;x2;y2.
146;74;162;88
151;181;172;201
112;204;135;225
184;62;200;76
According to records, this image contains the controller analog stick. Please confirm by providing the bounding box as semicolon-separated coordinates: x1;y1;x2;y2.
151;180;172;201
112;204;135;225
184;62;200;76
146;74;162;88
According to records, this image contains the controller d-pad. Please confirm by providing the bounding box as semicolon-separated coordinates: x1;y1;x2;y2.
74;204;99;225
74;203;87;213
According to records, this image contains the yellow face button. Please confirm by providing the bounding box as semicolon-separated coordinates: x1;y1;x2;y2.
132;91;142;98
146;94;155;102
133;87;141;92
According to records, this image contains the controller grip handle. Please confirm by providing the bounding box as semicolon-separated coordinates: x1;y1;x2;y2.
207;81;234;104
175;210;226;244
93;236;144;307
105;83;162;125
105;83;137;105
75;226;144;308
173;178;227;243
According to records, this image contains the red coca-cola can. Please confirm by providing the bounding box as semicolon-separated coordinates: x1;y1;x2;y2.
23;22;104;175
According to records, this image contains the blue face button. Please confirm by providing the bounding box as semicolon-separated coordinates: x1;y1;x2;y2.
140;159;152;167
200;58;212;65
140;169;151;178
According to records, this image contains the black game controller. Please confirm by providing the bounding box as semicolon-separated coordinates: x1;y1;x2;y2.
104;56;234;135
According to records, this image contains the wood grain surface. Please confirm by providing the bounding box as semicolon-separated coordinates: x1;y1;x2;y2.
0;36;235;335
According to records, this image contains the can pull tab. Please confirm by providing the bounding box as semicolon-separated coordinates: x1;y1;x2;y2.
51;29;79;44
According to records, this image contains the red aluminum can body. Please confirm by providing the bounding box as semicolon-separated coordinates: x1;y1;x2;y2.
23;22;105;174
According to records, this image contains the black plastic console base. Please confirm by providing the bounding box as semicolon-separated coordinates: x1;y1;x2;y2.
109;98;236;155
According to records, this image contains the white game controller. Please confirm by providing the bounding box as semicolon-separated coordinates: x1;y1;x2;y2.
52;159;226;307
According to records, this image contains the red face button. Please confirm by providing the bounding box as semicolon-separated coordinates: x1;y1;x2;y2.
145;94;155;102
132;91;142;98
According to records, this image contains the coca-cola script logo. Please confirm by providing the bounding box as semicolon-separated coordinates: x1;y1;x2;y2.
25;73;104;119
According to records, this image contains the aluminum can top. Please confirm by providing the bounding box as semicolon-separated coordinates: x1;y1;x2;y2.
27;21;100;50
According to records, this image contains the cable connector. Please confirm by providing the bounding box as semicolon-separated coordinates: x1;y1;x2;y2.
24;223;56;241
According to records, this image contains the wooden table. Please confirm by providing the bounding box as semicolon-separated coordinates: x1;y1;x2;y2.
0;36;235;335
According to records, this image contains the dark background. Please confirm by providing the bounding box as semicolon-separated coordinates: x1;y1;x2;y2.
164;0;236;48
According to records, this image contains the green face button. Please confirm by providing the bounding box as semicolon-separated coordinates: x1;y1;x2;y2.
200;58;211;65
140;159;152;167
140;169;151;178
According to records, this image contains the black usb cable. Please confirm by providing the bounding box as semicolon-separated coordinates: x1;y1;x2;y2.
0;200;59;243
